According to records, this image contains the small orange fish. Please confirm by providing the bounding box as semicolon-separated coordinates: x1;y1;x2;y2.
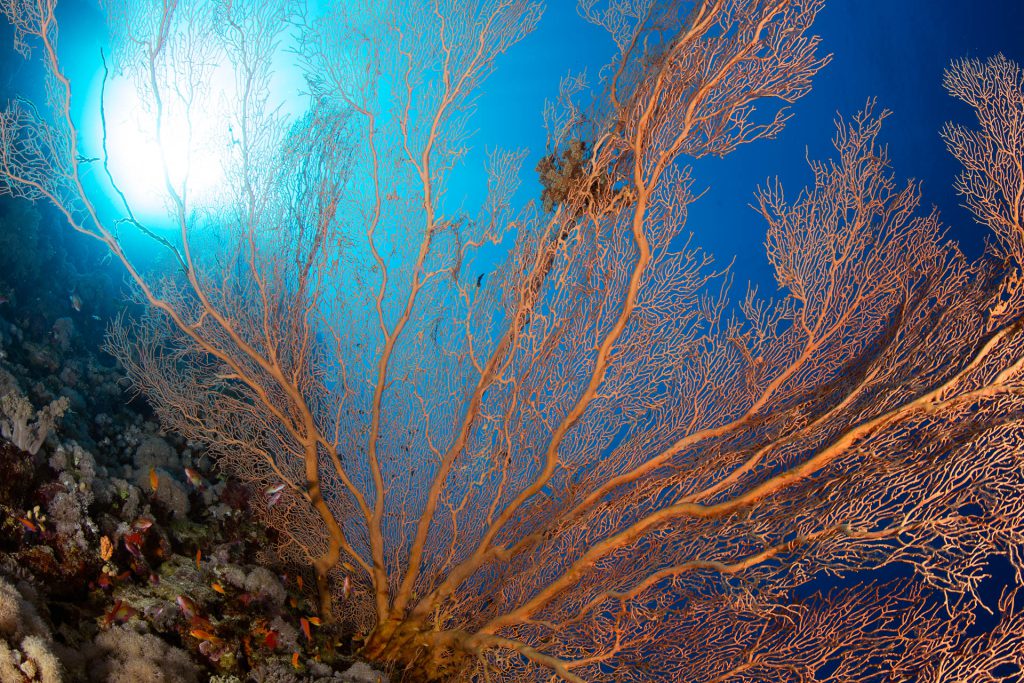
297;575;303;591
211;582;226;595
300;617;311;642
189;629;222;643
195;548;202;569
292;652;300;669
115;600;138;622
265;482;285;508
149;467;159;491
123;534;143;561
190;615;214;631
307;616;322;627
343;575;351;601
17;517;38;533
104;599;138;626
341;561;355;572
176;595;198;619
289;596;298;609
184;467;203;488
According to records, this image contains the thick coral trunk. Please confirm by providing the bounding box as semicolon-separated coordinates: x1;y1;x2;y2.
360;620;469;682
315;565;333;622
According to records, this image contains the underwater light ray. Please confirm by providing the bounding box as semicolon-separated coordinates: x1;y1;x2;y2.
96;46;187;269
98;49;136;220
84;17;313;229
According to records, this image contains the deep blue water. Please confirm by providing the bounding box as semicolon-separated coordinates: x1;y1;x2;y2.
467;0;1024;291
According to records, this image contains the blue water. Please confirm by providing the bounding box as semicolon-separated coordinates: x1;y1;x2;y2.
467;0;1024;292
9;0;1019;289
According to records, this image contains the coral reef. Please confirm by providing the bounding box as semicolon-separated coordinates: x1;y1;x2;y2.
83;625;200;683
0;392;68;456
0;576;62;683
0;200;388;681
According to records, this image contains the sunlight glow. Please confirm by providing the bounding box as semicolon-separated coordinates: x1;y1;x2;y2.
99;75;229;217
81;40;310;226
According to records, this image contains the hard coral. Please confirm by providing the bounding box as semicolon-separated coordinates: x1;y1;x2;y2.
132;436;189;517
243;568;287;608
133;436;180;473
0;392;68;455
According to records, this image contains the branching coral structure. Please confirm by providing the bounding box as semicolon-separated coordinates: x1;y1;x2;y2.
1;0;1024;680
